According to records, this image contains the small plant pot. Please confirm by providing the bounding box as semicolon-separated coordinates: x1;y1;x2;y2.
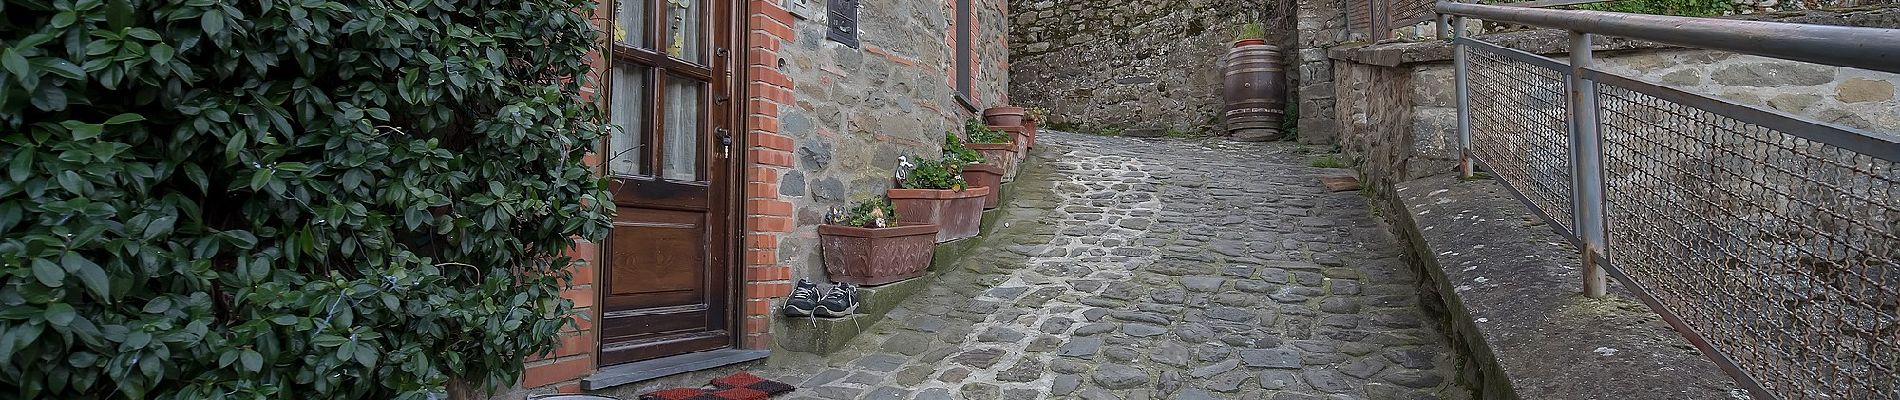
1022;117;1039;149
983;106;1028;127
888;186;991;242
961;163;1006;209
818;224;940;286
1233;38;1268;47
965;142;1019;181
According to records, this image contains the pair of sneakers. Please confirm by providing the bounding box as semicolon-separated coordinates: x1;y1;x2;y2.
781;278;859;318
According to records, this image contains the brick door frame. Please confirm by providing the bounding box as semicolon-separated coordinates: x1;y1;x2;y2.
738;0;796;351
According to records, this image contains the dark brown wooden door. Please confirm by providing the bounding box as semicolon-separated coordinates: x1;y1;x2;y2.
600;0;736;366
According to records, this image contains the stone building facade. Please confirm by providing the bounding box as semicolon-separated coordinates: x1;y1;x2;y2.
513;0;1011;395
1008;0;1267;136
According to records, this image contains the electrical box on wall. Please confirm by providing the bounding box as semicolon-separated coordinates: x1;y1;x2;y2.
784;0;817;20
826;0;860;48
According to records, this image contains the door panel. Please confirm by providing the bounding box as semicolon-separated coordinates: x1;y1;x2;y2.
600;0;734;366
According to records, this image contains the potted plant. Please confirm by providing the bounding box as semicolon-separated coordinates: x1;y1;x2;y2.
946;131;1004;209
1024;107;1049;148
963;120;1020;179
889;157;990;242
818;196;940;285
1233;23;1267;47
983;105;1028;127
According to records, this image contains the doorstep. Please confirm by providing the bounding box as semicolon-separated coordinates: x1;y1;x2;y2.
775;274;935;354
580;348;770;390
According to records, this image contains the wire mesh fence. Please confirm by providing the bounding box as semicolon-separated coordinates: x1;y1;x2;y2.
1463;41;1577;235
1593;75;1900;400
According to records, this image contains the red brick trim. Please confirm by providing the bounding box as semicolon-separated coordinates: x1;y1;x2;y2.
740;0;796;351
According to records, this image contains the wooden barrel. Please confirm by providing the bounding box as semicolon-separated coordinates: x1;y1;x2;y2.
1222;44;1288;141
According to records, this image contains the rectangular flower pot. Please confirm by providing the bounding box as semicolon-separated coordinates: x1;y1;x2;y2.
961;163;1006;209
818;224;940;286
965;142;1019;181
888;186;991;242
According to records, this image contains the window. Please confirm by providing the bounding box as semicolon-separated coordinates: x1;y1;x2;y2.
953;0;974;101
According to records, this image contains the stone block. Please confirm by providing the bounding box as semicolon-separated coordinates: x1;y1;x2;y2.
1836;78;1896;103
1711;61;1836;87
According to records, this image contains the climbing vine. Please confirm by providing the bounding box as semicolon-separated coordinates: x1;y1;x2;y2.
0;0;611;398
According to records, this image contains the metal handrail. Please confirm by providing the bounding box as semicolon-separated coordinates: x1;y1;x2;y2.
1435;1;1900;75
1437;3;1900;399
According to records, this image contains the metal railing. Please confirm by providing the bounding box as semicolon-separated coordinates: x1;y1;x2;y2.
1436;2;1900;399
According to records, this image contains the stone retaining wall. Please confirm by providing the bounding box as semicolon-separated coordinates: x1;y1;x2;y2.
1007;0;1266;135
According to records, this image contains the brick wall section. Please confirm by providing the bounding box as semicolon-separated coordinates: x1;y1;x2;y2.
742;0;798;351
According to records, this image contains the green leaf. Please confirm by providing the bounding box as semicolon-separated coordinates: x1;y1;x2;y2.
35;58;85;80
140;297;172;314
45;303;76;326
269;315;297;325
7;148;30;182
62;253;110;301
239;350;262;372
149;43;175;65
248;168;273;191
201;10;225;36
0;49;27;79
31;259;65;287
142;215;176;240
104;113;145;125
67;123;103;140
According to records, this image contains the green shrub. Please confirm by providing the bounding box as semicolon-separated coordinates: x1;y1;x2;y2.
1310;155;1348;168
965;119;1011;144
899;158;967;190
0;0;611;398
1234;23;1266;41
942;131;986;164
825;196;898;228
1571;0;1733;16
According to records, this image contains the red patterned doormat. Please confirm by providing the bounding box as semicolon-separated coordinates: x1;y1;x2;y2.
637;372;795;400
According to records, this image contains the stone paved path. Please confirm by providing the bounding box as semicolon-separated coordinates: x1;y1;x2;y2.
768;131;1468;400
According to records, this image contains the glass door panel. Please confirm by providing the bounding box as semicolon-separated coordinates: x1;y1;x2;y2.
608;65;648;176
661;75;704;182
616;0;648;48
664;0;703;63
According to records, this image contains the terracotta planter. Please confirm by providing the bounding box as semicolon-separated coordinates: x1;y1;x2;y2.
888;186;990;242
1022;117;1039;149
983;106;1027;127
992;125;1031;158
818;224;940;286
1233;38;1268;47
961;163;1005;209
965;141;1019;180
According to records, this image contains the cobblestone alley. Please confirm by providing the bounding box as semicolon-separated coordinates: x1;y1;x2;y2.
756;131;1469;400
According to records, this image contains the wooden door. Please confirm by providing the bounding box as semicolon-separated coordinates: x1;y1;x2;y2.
600;0;737;366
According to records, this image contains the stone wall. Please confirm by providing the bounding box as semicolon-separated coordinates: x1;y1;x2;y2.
771;0;1011;283
1008;0;1268;135
1291;0;1351;144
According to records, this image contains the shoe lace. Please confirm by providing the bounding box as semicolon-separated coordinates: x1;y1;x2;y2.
791;282;817;300
826;284;854;302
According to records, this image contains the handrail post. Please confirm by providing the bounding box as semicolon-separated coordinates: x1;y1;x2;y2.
1567;31;1608;298
1452;16;1473;179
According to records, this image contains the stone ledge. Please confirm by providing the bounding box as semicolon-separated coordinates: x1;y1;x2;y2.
1385;173;1744;399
